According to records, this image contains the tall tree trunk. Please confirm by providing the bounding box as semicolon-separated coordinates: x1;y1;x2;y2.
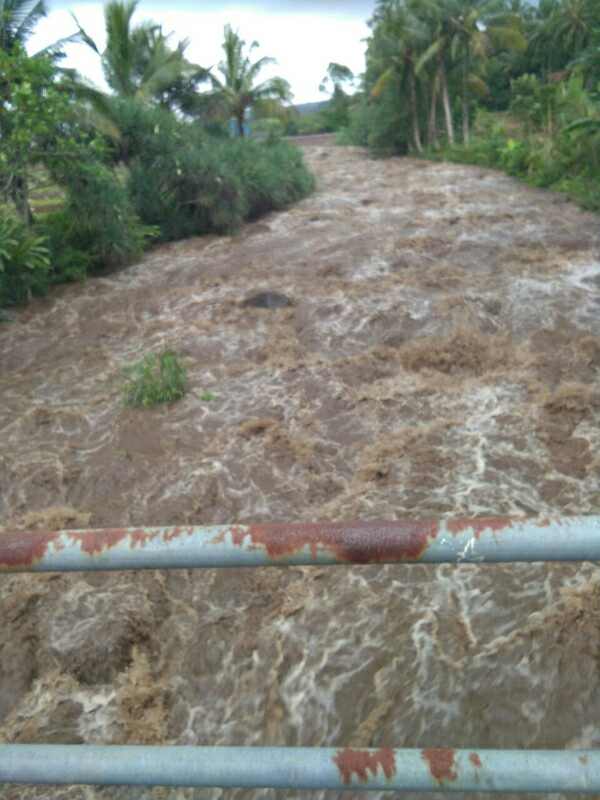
237;114;245;137
439;60;455;145
462;43;471;145
409;69;423;153
10;174;34;227
428;70;439;148
462;59;470;145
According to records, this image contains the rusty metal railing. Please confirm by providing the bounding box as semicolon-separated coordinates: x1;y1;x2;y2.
1;516;599;792
1;516;600;572
2;745;600;792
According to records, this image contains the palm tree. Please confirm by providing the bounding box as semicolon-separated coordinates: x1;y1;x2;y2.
448;0;526;143
210;25;292;137
371;3;428;152
415;0;456;146
72;0;209;156
550;0;594;59
0;0;46;50
0;0;81;57
75;0;206;104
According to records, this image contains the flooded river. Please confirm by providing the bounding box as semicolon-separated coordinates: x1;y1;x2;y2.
2;138;600;799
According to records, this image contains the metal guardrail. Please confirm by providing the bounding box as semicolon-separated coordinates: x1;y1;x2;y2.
2;746;600;792
1;516;599;792
1;516;600;572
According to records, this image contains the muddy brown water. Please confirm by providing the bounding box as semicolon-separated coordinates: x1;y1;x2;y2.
2;138;600;799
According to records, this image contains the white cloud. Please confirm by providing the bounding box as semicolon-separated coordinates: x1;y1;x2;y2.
28;3;369;104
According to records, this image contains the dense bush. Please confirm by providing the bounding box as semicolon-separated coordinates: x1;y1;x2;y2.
1;45;315;308
128;137;246;240
286;112;331;137
39;212;93;285
231;139;316;219
52;160;154;269
127;106;314;241
252;117;285;143
337;99;371;147
123;350;188;408
0;213;50;306
340;86;410;156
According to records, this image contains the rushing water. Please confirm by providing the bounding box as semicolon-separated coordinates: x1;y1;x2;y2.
2;140;600;799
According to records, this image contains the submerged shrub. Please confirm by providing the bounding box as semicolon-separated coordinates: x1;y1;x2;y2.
0;212;50;306
123;350;188;408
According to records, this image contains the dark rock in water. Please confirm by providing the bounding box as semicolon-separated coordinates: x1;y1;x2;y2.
483;298;502;316
382;332;407;348
242;291;293;309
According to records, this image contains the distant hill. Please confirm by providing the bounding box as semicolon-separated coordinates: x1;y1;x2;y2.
293;100;329;116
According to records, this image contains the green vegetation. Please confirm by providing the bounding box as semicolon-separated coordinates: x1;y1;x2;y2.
341;0;600;207
123;350;188;408
284;65;356;137
200;391;216;402
208;25;292;137
0;212;50;306
436;78;600;209
0;1;314;309
125;103;313;241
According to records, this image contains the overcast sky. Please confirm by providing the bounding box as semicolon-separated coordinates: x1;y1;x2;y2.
28;1;375;104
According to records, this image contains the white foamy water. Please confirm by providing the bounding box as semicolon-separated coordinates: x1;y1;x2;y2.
1;141;600;800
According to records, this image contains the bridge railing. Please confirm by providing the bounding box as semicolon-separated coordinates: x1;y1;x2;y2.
1;517;598;793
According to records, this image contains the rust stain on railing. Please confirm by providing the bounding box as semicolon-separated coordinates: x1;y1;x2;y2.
333;747;397;784
0;527;182;569
217;521;440;562
1;517;597;573
0;530;60;569
422;748;458;784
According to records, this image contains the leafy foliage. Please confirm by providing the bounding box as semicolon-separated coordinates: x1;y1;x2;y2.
345;0;528;154
123;350;188;408
233;137;316;217
39;212;92;284
340;0;600;218
73;0;208;111
437;89;600;210
0;0;81;57
0;47;75;224
126;104;314;241
0;212;50;305
317;63;355;131
0;5;315;310
341;78;412;155
252;117;285;143
50;159;154;269
0;0;48;51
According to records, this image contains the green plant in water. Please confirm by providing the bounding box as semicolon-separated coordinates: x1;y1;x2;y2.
123;350;187;408
200;391;216;402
